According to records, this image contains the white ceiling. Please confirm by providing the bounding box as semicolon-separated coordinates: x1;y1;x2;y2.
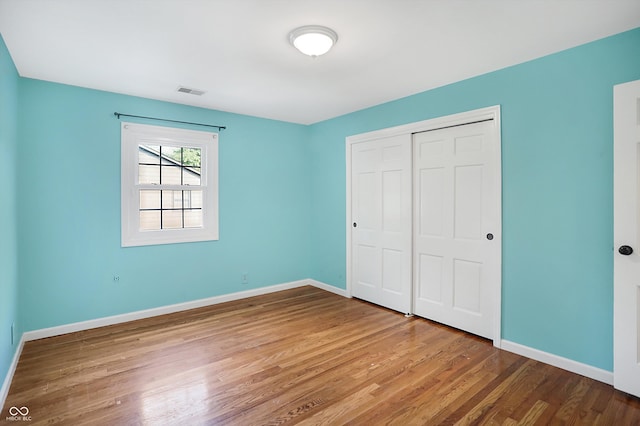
1;0;639;125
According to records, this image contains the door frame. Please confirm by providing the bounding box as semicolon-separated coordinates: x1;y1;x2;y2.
613;79;640;396
346;105;502;346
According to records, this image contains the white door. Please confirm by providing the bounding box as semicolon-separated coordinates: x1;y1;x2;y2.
413;120;501;339
350;134;413;314
614;79;640;398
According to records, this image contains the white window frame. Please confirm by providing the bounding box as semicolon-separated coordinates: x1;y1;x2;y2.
121;122;219;247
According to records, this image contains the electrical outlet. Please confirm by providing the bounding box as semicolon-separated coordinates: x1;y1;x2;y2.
113;275;120;283
241;273;249;284
11;322;15;346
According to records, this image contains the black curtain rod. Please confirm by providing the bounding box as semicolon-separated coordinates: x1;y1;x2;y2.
114;112;226;131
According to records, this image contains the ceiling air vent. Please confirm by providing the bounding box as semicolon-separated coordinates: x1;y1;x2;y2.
177;86;206;96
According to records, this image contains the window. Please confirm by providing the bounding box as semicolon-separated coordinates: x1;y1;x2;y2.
121;122;218;247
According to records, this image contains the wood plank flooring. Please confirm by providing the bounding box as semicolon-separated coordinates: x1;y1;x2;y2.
3;286;640;425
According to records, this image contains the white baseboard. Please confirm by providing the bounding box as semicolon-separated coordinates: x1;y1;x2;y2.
23;279;317;342
22;279;345;342
500;339;613;385
1;335;26;409
307;279;349;298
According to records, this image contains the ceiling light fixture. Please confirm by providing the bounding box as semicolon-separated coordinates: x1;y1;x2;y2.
289;25;338;57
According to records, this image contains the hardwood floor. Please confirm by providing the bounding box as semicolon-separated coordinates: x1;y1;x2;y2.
3;286;640;425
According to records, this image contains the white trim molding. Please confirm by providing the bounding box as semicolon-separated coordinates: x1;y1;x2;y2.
0;335;26;409
501;339;613;385
346;105;501;144
307;279;349;298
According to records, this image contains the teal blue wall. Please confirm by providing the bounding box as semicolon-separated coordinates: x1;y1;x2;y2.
2;28;639;392
17;80;311;332
308;27;640;371
0;35;19;388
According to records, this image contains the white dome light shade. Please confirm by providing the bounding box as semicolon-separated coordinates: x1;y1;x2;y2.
294;33;333;56
289;25;338;57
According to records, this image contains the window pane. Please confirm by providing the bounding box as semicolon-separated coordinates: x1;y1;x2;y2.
184;209;203;228
189;190;203;209
183;167;201;185
139;164;160;184
182;148;201;167
161;146;182;165
161;165;182;185
162;210;183;229
140;211;161;231
140;190;160;209
161;190;183;209
139;145;160;164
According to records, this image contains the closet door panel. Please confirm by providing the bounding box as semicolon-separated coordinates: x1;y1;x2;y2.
413;120;500;339
351;135;412;314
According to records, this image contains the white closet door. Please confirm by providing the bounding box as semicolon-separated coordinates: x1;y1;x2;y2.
614;79;640;398
351;134;412;314
413;120;500;339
